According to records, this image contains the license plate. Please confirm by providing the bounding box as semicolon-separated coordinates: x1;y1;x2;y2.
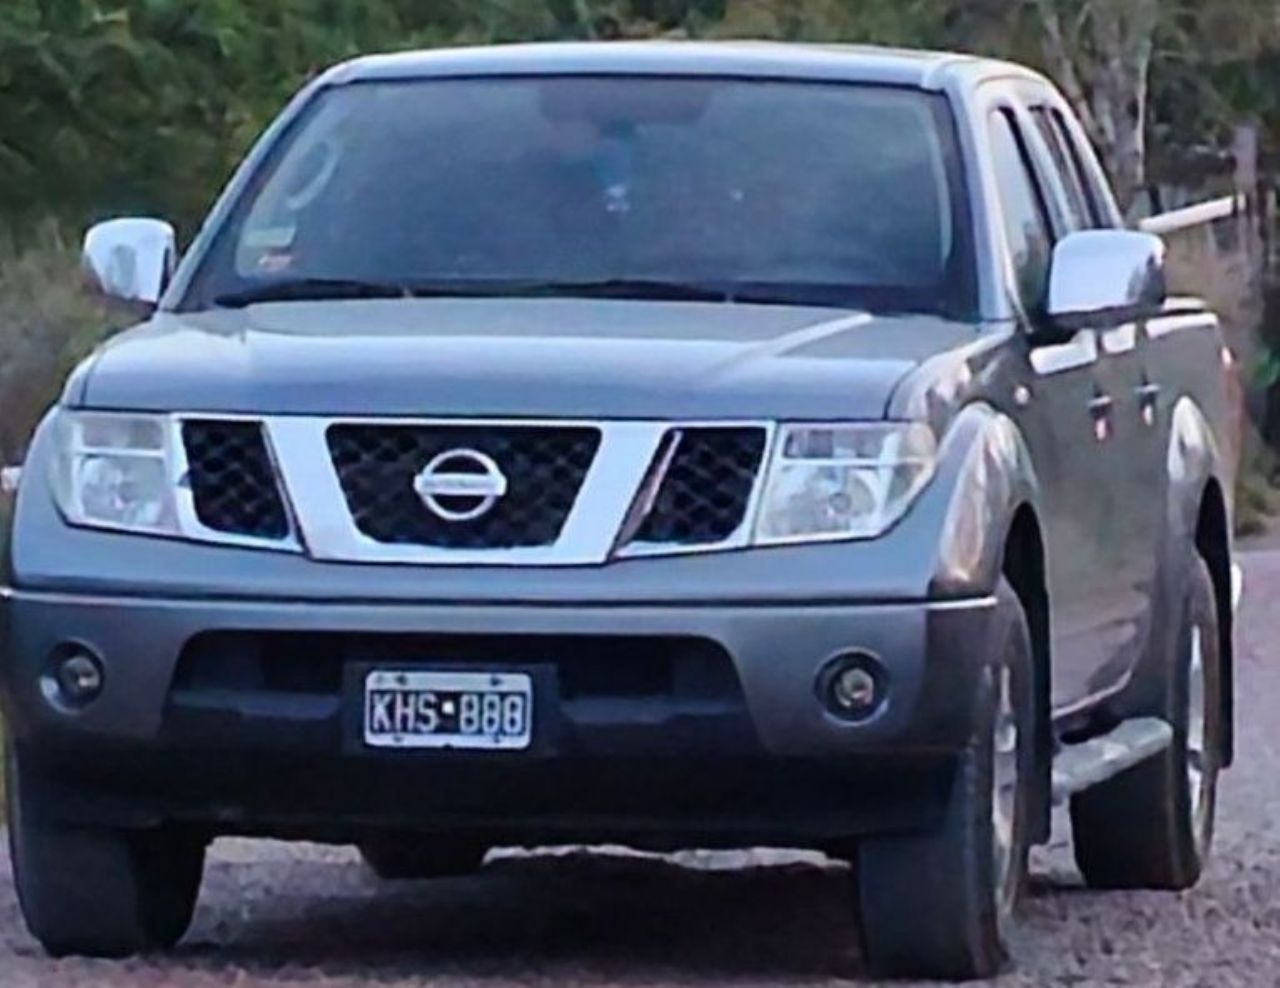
363;670;533;750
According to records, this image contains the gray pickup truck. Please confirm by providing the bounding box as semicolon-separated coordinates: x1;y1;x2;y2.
1;42;1238;980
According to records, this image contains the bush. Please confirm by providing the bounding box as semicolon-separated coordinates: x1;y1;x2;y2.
1236;421;1280;537
0;226;125;465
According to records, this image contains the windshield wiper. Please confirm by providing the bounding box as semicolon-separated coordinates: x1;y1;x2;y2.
213;277;413;308
504;278;731;303
214;276;732;309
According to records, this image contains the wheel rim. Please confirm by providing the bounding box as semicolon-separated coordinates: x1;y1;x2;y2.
1186;624;1211;845
991;664;1020;913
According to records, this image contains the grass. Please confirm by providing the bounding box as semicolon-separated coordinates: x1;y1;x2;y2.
0;225;123;465
1235;422;1280;538
1236;472;1278;537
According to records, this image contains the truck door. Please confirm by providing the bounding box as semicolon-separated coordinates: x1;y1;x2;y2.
1024;96;1166;703
983;101;1142;712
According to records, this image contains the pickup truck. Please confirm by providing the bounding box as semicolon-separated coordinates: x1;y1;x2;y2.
1;42;1237;980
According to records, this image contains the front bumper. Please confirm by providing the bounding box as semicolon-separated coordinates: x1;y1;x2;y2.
1;585;1000;844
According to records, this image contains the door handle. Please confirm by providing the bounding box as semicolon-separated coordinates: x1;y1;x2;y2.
1087;393;1114;441
1087;394;1114;416
1135;382;1161;426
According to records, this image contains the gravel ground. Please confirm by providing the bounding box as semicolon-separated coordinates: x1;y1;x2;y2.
4;550;1280;987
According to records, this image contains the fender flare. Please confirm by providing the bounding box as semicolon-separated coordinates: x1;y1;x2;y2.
1161;396;1235;764
927;402;1052;839
928;403;1044;598
1165;397;1227;545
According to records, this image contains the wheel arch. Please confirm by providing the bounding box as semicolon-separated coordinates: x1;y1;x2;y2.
1194;478;1234;767
1164;397;1234;769
1000;503;1052;842
929;403;1043;599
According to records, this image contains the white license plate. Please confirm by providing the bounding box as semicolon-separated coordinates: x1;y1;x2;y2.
363;670;533;750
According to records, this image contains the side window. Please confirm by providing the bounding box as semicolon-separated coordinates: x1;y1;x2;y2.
1030;107;1091;230
1049;108;1113;227
988;110;1054;312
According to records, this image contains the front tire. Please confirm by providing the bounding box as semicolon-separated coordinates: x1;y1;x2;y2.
855;579;1035;980
1070;555;1222;889
6;745;206;958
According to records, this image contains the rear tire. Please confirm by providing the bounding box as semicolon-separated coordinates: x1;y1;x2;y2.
855;579;1035;980
1070;555;1222;889
359;837;488;880
6;746;206;958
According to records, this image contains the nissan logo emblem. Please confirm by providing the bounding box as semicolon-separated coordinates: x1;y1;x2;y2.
413;449;509;522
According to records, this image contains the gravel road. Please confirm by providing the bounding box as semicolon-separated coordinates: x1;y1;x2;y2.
4;550;1280;987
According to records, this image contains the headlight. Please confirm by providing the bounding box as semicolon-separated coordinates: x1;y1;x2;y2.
50;411;181;535
754;423;937;544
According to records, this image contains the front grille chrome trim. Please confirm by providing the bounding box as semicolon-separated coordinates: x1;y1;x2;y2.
615;423;778;560
164;414;774;565
327;423;601;548
621;426;769;551
170;416;303;553
256;416;776;566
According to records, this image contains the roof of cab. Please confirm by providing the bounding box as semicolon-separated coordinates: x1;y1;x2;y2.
326;41;1033;93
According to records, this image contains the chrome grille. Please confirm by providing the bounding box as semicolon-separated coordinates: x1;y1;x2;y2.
326;423;601;549
170;416;772;563
631;427;767;546
182;420;290;540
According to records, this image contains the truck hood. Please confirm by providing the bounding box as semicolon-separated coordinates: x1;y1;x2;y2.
78;298;982;420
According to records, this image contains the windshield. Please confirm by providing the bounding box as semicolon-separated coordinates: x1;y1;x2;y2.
182;76;976;316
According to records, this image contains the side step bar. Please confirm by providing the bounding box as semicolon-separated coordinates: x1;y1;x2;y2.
1051;717;1174;804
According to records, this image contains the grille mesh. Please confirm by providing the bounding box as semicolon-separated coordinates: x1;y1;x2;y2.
182;420;289;540
632;428;767;546
327;424;600;549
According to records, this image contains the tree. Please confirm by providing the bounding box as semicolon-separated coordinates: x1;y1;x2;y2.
1027;0;1280;212
711;0;950;45
2;0;1277;235
1029;0;1159;212
1148;0;1280;177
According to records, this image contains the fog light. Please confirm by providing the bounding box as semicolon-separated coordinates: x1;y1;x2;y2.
55;651;103;704
821;652;886;722
833;666;877;711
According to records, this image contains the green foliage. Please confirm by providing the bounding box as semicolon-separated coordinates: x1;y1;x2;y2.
709;0;953;45
0;0;975;235
1236;421;1280;537
1;0;1275;239
0;225;124;462
1149;0;1280;166
0;1;564;234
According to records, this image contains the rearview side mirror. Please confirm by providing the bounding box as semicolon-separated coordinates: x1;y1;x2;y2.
82;218;177;306
1045;229;1167;333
